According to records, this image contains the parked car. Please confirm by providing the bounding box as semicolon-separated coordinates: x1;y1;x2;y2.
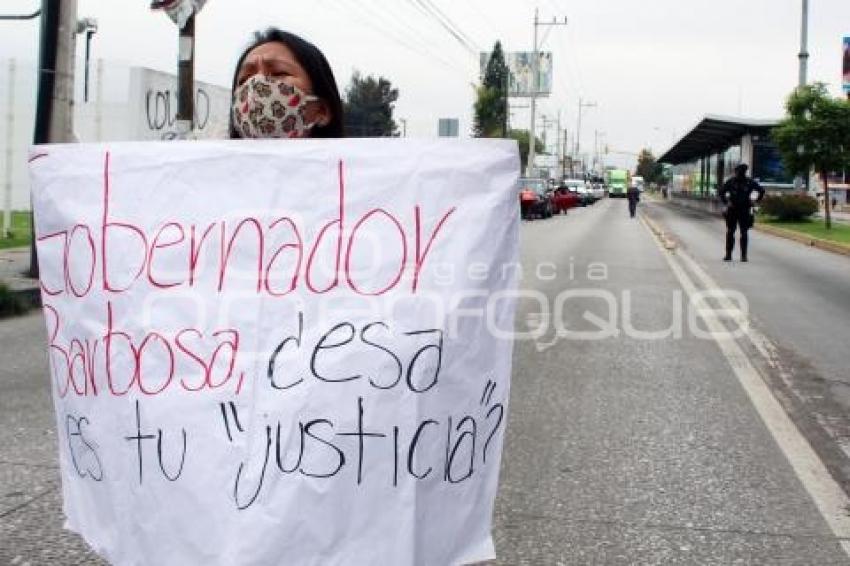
563;178;595;206
590;182;606;200
518;178;554;219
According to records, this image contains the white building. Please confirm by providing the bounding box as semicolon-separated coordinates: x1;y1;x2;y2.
1;58;230;212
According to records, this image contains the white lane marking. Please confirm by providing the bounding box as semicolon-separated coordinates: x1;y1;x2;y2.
675;243;850;462
641;215;850;558
675;247;795;388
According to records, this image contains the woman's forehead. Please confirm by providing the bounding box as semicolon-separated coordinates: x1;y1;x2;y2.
242;41;298;67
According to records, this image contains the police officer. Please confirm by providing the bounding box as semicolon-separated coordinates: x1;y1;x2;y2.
719;163;765;262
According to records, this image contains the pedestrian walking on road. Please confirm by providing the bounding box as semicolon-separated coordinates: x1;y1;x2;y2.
627;184;640;218
230;28;344;139
720;163;765;262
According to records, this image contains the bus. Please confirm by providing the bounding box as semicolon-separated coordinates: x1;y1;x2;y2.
607;169;630;197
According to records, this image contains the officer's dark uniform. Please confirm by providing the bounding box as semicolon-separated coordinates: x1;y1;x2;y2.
719;164;765;262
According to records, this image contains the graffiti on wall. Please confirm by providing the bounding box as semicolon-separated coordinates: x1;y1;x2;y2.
144;88;213;133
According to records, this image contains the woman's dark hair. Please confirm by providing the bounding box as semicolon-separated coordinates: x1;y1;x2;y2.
229;28;344;138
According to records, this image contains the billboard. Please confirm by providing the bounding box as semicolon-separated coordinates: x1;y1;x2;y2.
753;140;794;186
843;37;850;92
479;52;553;97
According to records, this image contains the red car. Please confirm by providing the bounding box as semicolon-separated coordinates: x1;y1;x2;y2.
552;186;581;214
518;178;554;220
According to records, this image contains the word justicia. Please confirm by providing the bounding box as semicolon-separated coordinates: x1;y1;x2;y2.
231;394;505;510
36;154;456;300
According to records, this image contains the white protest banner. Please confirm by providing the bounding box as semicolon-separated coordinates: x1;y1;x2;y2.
28;138;520;566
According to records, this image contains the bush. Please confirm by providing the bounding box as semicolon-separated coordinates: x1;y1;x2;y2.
0;282;29;318
759;194;818;221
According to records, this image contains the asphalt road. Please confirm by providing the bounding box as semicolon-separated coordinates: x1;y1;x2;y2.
2;197;849;564
491;198;850;564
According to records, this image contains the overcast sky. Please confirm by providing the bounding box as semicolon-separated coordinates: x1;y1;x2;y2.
2;0;849;168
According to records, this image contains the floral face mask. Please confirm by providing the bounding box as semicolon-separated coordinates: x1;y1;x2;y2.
232;74;320;139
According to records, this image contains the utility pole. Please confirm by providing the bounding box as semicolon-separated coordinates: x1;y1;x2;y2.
561;128;568;179
593;129;599;173
798;0;809;89
177;14;195;135
400;118;407;137
526;9;567;177
574;98;597;174
556;111;562;179
29;0;78;277
527;8;539;177
49;0;77;144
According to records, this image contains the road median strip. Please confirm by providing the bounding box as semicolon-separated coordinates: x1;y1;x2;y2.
639;213;677;250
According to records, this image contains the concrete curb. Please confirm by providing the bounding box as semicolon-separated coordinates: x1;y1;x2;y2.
754;223;850;258
0;247;41;310
13;285;42;308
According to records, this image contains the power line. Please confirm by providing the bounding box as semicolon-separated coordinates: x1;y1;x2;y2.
378;0;471;68
420;0;481;51
406;0;478;56
463;0;505;44
334;0;469;76
327;0;470;79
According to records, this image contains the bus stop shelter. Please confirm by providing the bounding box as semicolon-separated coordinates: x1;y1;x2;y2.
658;115;784;195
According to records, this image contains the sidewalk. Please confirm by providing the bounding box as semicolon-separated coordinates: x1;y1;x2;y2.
0;247;40;306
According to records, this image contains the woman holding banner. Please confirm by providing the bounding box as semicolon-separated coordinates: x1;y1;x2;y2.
230;28;344;139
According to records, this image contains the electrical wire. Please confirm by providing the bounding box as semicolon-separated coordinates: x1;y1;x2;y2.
378;0;474;69
420;0;482;51
325;0;470;79
406;0;478;56
339;0;471;76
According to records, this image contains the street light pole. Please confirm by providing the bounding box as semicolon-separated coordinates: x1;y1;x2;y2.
77;17;97;103
28;0;78;277
527;8;539;177
798;0;809;88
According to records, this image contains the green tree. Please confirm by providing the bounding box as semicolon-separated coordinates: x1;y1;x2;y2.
473;41;509;137
773;83;850;229
635;148;662;184
508;129;544;171
343;71;399;137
